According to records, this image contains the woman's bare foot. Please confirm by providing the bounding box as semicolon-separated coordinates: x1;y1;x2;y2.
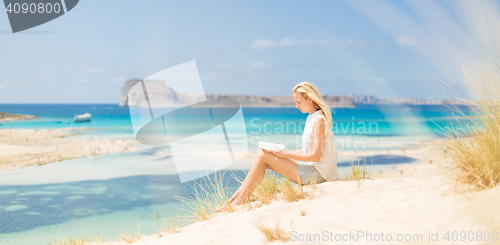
214;202;231;212
214;191;241;212
214;193;251;212
227;195;249;209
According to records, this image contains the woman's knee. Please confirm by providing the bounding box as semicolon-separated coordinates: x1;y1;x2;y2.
257;149;271;160
256;150;274;165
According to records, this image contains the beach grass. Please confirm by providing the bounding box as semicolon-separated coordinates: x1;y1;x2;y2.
163;217;183;234
119;225;142;244
278;176;306;202
249;170;282;204
47;232;118;245
176;167;321;220
240;169;320;205
119;229;135;243
254;217;290;242
339;157;372;187
175;170;235;222
349;157;370;181
47;236;87;245
442;65;500;190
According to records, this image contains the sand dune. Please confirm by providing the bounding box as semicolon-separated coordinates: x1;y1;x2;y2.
91;142;500;245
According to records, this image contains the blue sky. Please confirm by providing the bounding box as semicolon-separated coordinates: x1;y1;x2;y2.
0;0;496;103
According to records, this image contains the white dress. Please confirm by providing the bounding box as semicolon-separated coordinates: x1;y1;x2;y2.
299;109;339;181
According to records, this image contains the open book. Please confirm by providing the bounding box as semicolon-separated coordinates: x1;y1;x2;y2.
258;141;285;151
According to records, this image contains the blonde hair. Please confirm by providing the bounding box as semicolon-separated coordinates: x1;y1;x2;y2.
292;82;333;129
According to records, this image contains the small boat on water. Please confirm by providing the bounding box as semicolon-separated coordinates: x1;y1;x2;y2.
74;112;92;123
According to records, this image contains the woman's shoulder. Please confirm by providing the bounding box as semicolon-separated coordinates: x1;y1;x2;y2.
313;116;325;125
312;116;326;132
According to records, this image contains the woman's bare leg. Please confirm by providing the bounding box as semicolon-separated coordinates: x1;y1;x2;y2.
216;149;299;211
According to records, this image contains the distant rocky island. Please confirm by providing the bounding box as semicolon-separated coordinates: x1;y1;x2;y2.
119;79;467;108
350;94;467;105
0;112;37;122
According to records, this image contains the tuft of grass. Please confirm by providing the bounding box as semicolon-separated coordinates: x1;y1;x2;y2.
255;217;290;242
237;169;319;205
119;229;135;244
176;170;234;222
246;170;319;204
48;233;116;245
154;226;163;238
340;157;372;187
350;158;370;180
250;170;282;204
163;217;183;234
175;167;320;228
300;209;306;216
279;177;305;202
47;236;87;245
442;64;500;190
93;233;113;244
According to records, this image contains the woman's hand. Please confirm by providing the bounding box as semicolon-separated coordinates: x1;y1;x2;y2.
270;149;287;158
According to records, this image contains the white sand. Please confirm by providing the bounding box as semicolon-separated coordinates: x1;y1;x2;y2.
92;141;500;245
0;128;138;173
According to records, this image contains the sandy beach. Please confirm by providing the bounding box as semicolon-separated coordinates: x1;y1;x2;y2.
88;141;500;245
0;128;137;173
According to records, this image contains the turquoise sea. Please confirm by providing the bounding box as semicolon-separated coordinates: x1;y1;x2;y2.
0;104;474;244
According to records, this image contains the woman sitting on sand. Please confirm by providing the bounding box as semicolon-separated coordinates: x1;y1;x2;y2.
216;82;339;211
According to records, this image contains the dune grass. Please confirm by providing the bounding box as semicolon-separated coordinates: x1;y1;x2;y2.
249;170;282;204
239;169;320;206
47;236;87;245
442;65;500;190
349;158;371;180
163;217;183;234
176;168;320;223
254;217;290;242
175;170;235;222
47;232;117;245
119;225;142;244
339;157;372;187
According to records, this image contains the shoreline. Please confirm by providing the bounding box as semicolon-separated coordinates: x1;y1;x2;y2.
0;127;138;173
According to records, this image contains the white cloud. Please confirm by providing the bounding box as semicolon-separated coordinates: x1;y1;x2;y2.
353;39;371;50
250;38;327;49
41;70;52;76
108;77;127;83
395;35;419;47
0;85;4;89
201;71;232;81
217;63;232;69
332;40;354;47
84;68;105;74
116;68;133;73
74;79;88;83
250;61;266;69
251;38;373;49
201;71;217;80
374;78;387;85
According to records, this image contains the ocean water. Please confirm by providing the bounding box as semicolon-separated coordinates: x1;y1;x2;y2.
0;104;474;244
0;103;474;139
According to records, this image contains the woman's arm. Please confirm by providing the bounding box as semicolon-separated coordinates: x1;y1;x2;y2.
288;148;303;154
271;117;325;162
